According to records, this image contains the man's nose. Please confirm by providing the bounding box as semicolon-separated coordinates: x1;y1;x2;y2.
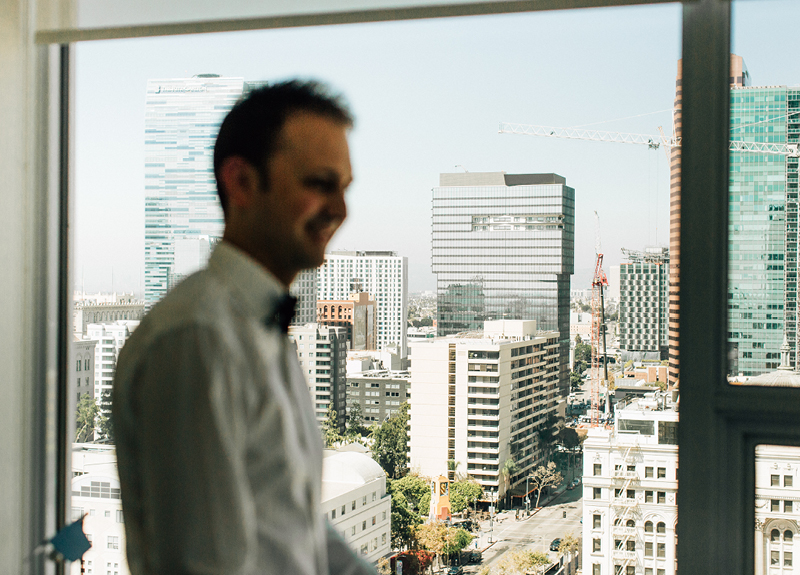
329;189;347;221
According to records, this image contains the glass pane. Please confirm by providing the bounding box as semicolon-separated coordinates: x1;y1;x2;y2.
728;0;800;385
72;3;680;575
756;445;800;573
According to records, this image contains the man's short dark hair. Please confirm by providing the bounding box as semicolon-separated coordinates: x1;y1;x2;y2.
213;79;354;215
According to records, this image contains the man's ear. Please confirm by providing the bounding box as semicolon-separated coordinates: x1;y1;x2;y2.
219;156;261;209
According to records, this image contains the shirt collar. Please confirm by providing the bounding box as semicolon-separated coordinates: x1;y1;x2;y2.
207;240;288;320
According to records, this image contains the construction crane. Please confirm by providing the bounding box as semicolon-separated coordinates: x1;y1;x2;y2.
591;212;610;427
498;122;800;157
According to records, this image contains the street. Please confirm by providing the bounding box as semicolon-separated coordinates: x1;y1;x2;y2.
461;486;583;573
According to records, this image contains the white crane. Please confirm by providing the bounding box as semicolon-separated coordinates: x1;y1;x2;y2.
498;122;800;157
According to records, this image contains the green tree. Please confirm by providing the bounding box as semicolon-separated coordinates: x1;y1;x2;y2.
345;402;367;441
449;479;483;514
558;532;580;556
556;428;580;481
75;394;99;442
529;461;563;508
501;458;517;509
393;474;429;513
485;549;550;575
321;404;342;447
96;390;114;442
574;342;592;364
388;489;421;550
569;371;583;389
371;402;410;479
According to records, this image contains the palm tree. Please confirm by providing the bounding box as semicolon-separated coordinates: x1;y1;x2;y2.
501;458;517;509
447;459;461;481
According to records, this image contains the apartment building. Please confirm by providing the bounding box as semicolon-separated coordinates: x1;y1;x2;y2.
318;251;408;357
317;292;377;351
409;320;560;496
582;392;678;575
288;324;349;430
346;369;410;424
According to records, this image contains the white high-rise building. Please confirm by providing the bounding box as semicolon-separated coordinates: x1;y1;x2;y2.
288;324;349;430
582;391;678;575
409;320;560;496
85;322;139;411
291;269;319;326
317;251;408;357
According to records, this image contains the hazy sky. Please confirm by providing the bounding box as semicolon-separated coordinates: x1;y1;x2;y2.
74;0;799;296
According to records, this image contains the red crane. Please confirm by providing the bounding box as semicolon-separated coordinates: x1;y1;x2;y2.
591;212;610;426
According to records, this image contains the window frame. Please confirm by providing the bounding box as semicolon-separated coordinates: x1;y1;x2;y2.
33;2;774;575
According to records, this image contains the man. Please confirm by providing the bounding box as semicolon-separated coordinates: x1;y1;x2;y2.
113;81;375;575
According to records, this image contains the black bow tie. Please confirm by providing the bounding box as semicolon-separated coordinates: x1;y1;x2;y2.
268;294;297;333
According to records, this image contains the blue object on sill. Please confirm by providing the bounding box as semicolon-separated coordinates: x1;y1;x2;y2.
51;516;91;561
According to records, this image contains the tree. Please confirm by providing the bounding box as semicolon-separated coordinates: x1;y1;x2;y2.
321;404;342;447
501;458;517;508
528;461;563;508
377;557;392;575
345;402;367;441
96;390;114;442
574;342;592;364
447;459;462;480
558;532;580;556
449;479;483;514
556;428;581;482
574;334;582;344
75;395;99;442
393;474;429;514
371;402;410;479
569;371;583;390
483;549;550;575
414;521;473;571
388;489;422;550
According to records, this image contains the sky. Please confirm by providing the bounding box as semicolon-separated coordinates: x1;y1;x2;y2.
73;0;800;296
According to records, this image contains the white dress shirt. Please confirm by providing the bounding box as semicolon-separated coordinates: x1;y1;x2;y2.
113;241;375;575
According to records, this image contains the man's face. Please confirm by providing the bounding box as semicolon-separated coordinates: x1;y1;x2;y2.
252;111;352;280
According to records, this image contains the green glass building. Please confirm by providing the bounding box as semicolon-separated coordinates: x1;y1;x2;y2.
728;85;800;375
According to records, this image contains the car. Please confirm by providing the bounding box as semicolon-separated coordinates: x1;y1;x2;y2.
468;551;483;564
447;566;464;575
550;538;561;551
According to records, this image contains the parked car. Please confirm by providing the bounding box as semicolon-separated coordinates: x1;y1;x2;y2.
447;566;464;575
469;551;482;564
550;538;561;551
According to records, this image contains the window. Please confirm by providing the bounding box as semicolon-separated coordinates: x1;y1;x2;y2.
657;543;666;558
593;565;601;575
382;511;386;521
614;488;622;498
362;496;367;505
331;509;336;519
352;526;356;536
352;500;356;510
645;542;653;557
626;540;635;551
657;491;666;504
645;491;654;503
593;487;602;500
786;531;794;542
772;529;781;543
772;500;781;512
645;466;654;478
593;538;601;552
116;510;123;523
593;514;601;529
382;533;386;545
657;467;666;479
372;491;376;501
787;501;794;513
362;520;366;531
787;476;794;487
645;521;654;533
772;551;780;566
372;516;376;525
772;474;780;486
76;360;81;371
786;552;793;567
594;463;602;476
104;510;110;517
341;505;345;515
657;522;666;534
107;536;119;550
627;489;635;499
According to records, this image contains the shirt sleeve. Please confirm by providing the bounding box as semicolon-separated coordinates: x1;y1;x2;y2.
121;324;257;575
325;522;378;575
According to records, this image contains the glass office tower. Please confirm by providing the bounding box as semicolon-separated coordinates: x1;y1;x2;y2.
144;76;250;308
728;86;800;376
431;172;575;392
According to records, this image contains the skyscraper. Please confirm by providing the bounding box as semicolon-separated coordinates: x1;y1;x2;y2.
144;75;245;308
618;247;669;357
317;251;408;357
143;76;316;316
728;83;800;376
669;55;750;385
431;172;575;392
